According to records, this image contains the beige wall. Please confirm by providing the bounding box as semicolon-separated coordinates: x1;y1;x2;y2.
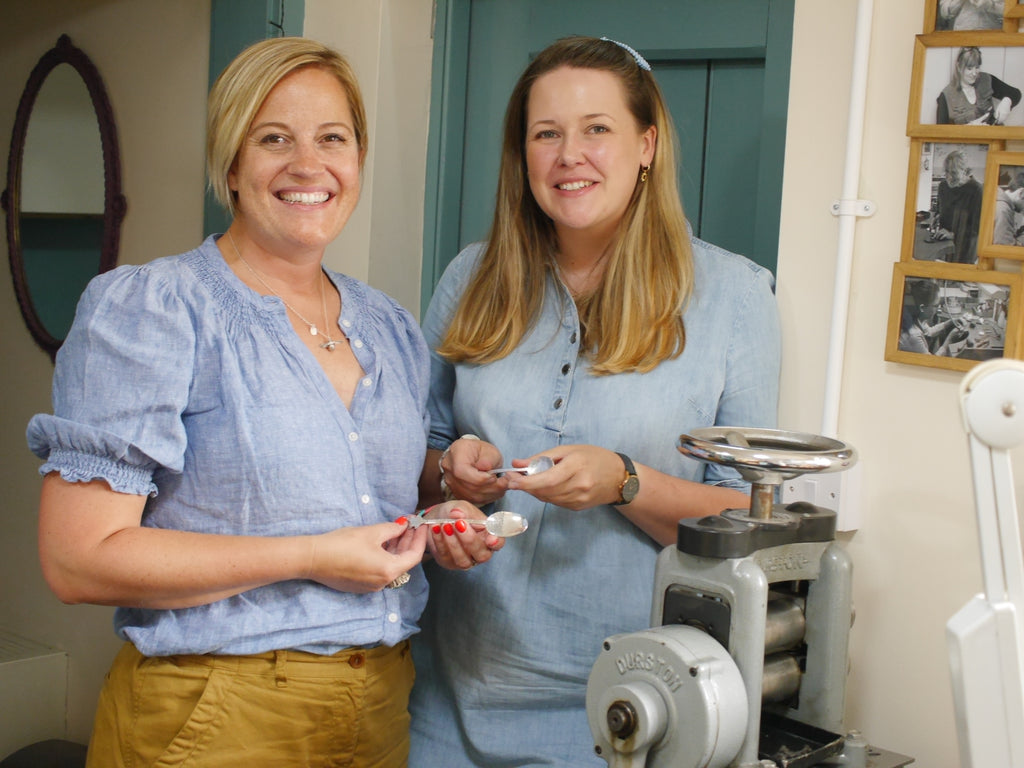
0;0;1009;764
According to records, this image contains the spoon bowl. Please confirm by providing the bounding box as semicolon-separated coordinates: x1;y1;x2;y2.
488;456;554;476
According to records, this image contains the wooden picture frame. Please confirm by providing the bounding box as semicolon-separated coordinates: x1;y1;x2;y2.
885;261;1022;371
977;150;1024;259
902;138;1002;265
908;33;1024;137
1007;0;1024;20
925;0;1017;32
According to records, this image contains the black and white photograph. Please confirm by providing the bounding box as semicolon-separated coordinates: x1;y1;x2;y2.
904;140;992;264
928;0;1009;32
886;262;1022;371
988;162;1024;245
977;149;1024;258
909;35;1024;136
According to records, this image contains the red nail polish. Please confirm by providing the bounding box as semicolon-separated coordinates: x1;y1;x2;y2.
443;523;455;536
396;516;408;525
432;525;442;534
455;520;467;533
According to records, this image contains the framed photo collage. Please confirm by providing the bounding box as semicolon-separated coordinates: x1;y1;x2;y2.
888;0;1024;371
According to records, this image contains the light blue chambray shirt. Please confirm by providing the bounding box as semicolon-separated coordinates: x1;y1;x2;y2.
409;237;781;767
27;236;430;656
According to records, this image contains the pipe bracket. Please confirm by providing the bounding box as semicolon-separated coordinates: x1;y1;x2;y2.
830;198;876;217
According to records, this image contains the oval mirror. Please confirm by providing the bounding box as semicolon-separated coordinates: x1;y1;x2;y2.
2;35;126;361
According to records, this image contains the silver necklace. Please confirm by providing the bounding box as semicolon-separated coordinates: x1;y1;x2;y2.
227;231;342;351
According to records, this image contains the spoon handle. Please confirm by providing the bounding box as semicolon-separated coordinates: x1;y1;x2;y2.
406;516;486;529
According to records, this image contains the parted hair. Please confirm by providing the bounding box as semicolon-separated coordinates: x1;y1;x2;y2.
436;35;693;375
206;37;367;217
951;46;983;90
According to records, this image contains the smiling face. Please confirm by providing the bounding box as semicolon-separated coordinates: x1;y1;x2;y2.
228;66;362;256
524;66;655;248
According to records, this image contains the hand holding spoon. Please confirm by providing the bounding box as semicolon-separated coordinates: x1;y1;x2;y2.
487;456;554;476
407;510;528;537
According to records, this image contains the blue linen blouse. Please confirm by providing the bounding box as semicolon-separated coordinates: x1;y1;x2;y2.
27;235;430;656
408;237;781;766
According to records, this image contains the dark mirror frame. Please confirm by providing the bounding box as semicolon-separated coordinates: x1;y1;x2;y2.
1;34;126;361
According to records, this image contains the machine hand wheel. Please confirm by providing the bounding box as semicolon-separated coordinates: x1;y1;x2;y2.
678;427;857;520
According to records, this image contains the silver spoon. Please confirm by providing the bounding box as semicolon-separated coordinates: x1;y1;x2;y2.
407;510;529;537
487;456;555;476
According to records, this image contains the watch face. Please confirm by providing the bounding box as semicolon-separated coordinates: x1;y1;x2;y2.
621;476;640;502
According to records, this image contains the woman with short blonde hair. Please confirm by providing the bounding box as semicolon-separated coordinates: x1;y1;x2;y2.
30;37;498;768
206;37;369;217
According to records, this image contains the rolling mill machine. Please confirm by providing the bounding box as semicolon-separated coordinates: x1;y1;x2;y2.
586;427;913;768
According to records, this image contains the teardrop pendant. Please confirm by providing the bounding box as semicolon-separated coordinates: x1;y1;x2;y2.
309;325;318;337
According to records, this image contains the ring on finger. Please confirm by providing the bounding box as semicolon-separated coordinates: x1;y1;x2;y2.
387;572;411;589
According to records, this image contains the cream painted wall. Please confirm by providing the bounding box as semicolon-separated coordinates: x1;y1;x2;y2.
0;0;1009;764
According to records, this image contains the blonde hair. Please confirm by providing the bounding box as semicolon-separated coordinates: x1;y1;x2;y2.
437;36;692;375
206;37;367;217
944;149;971;187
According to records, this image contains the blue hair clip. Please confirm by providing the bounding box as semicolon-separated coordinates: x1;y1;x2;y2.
600;36;652;72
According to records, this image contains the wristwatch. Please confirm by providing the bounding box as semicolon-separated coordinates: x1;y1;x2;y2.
615;452;639;505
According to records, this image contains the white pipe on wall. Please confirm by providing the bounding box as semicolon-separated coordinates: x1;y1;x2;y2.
822;0;875;438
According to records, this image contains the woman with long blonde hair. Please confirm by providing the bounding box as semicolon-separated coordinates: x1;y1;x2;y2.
409;35;781;765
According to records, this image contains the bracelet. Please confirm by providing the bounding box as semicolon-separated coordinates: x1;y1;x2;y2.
438;434;481;501
440;475;455;502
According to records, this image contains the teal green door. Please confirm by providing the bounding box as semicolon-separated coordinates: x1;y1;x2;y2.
422;0;793;311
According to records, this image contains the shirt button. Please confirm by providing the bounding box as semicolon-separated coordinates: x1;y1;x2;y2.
362;377;372;387
353;339;364;349
387;612;399;623
561;363;571;375
342;319;352;328
553;398;563;409
570;332;578;344
361;494;370;504
348;432;359;442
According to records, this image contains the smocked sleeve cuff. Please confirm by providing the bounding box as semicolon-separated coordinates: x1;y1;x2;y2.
39;449;157;496
27;414;160;496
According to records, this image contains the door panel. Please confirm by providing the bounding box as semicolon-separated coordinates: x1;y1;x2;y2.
655;62;711;235
422;0;793;311
702;60;766;259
